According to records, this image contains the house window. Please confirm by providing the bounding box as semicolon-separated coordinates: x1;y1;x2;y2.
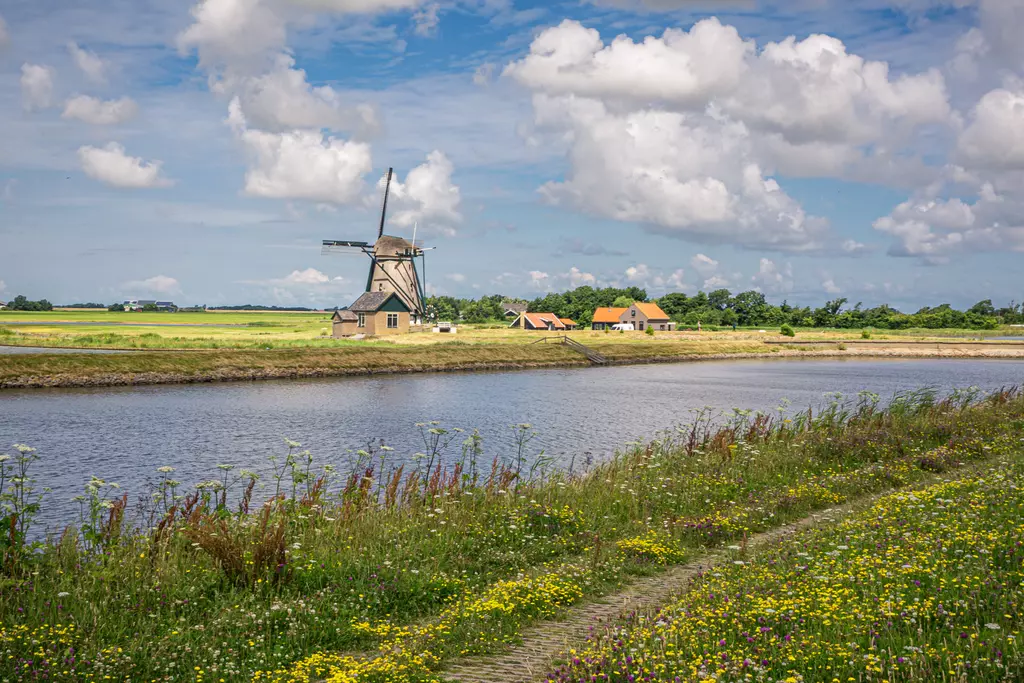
631;309;636;317
357;313;366;328
638;321;644;330
387;313;399;329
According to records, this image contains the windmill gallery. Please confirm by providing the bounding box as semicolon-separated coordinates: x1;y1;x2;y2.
323;167;433;338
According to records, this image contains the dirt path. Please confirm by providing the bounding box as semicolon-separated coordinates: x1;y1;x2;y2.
441;506;848;683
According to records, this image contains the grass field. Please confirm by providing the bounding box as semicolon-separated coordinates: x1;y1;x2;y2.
2;388;1022;681
2;311;1023;389
0;310;1017;351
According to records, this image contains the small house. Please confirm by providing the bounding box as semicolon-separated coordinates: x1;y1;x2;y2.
332;292;410;337
509;312;573;331
591;307;628;330
622;302;674;331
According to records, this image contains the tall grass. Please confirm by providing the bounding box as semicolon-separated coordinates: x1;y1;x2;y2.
2;388;1024;681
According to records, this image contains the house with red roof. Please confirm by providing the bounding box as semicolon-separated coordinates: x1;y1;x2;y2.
509;312;577;331
592;302;675;331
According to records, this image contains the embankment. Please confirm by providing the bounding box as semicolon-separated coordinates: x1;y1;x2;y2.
2;339;1024;389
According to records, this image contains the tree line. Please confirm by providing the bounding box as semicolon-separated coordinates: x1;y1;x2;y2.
423;287;1023;330
2;295;54;311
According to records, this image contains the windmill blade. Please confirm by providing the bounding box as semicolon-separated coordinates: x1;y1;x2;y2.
321;240;370;256
377;167;393;239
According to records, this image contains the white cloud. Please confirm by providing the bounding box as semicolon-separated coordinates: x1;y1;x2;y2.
63;95;139;125
412;3;440;36
445;272;466;282
67;42;107;84
227;98;372;204
381;150;462;233
21;64;56;111
122;275;182;295
216;54;378;133
177;0;288;71
875;79;1024;259
822;278;842;294
750;258;794;294
504;18;752;109
0;14;9;50
702;274;730;290
78;143;174;189
177;0;428;71
505;18;955;252
531;97;828;251
690;253;719;277
957;87;1024;171
624;263;686;291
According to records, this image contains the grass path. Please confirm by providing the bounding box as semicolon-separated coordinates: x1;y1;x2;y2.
439;468;976;683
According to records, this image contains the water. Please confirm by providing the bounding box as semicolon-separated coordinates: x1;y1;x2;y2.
0;345;134;354
1;357;1022;530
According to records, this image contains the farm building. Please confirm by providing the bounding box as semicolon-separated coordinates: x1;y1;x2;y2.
591;307;628;330
592;303;675;331
333;292;410;337
509;312;577;331
502;301;528;317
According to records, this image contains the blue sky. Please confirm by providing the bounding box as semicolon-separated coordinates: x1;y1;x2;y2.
1;0;1022;310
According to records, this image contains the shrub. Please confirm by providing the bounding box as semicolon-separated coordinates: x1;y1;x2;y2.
645;326;655;336
861;328;872;339
780;324;795;337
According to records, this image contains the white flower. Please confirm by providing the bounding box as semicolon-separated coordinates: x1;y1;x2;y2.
58;591;70;598
157;466;175;473
986;623;1001;630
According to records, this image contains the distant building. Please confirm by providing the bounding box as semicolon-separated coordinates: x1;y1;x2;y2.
0;301;7;310
332;292;410;337
592;303;674;331
591;307;628;330
508;312;576;331
502;302;528;317
123;299;176;311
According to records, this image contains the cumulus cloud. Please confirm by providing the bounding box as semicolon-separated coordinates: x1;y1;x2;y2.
445;273;466;282
177;0;428;71
875;77;1024;260
750;258;794;294
380;151;462;234
505;18;950;251
20;64;56;111
227;98;372;204
957;87;1024;171
822;278;842;294
624;263;686;291
63;95;139;125
216;54;378;133
67;42;107;83
690;253;719;277
78;143;174;189
122;275;182;295
531;97;827;251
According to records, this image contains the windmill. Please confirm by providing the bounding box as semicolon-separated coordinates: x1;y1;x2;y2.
322;167;433;324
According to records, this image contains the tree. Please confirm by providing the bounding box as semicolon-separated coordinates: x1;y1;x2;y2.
708;289;732;311
611;295;635;308
969;299;996;316
108;302;125;312
8;295;53;312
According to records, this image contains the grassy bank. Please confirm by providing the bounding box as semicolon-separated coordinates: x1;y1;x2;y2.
550;463;1024;682
0;340;783;389
2;388;1024;681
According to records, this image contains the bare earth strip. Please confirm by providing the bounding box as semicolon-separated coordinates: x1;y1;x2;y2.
441;506;849;683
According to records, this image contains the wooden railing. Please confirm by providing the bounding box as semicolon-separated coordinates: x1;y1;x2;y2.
531;335;607;364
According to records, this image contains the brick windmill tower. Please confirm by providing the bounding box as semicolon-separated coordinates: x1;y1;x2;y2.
322;168;433;325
